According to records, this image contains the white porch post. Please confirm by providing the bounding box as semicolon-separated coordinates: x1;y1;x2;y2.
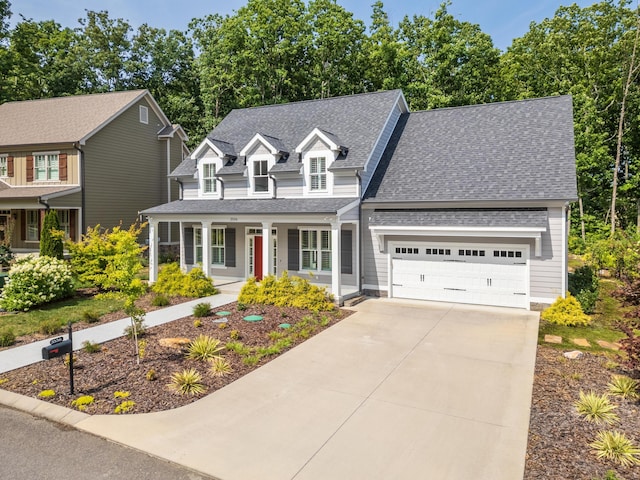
178;221;185;271
331;222;341;303
148;218;159;284
262;221;272;278
201;221;211;277
355;220;360;292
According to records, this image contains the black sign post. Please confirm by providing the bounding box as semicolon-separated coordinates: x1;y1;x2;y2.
41;323;74;394
68;322;74;395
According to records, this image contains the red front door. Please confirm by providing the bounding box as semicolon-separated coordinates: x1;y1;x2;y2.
254;235;263;280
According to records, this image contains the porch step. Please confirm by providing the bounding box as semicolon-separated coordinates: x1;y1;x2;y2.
343;295;367;307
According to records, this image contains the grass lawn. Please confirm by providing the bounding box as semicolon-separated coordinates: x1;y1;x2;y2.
0;294;124;337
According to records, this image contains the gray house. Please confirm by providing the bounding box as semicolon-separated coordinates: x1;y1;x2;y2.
143;91;577;309
0;90;188;249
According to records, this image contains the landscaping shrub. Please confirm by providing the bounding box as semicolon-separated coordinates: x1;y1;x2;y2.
607;375;639;399
192;302;211;318
0;255;74;312
114;400;136;414
39;210;64;260
151;263;217;297
81;310;100;323
167;368;205;395
574;390;619;425
151;293;170;307
186;335;224;361
238;271;334;312
540;293;591;327
590;430;640;467
0;328;15;347
569;265;599;314
586;230;640;280
0;244;14;270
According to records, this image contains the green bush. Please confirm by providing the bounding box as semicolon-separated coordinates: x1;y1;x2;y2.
81;310;101;323
541;293;591;327
0;328;15;347
40;210;64;260
586;230;640;280
192;302;211;318
574;390;619;424
0;245;14;270
238;271;334;312
569;265;599;314
590;430;640;467
186;335;224;361
151;293;170;307
0;255;74;312
151;263;217;298
167;368;205;395
39;319;62;335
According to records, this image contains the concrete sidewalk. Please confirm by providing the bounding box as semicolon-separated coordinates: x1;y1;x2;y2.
0;285;240;373
56;298;538;480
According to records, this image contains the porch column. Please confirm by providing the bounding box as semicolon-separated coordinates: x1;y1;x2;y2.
179;221;185;271
331;222;341;303
201;221;210;277
262;221;272;278
148;218;159;284
355;220;361;292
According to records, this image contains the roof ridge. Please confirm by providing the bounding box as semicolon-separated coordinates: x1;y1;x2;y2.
408;95;571;115
0;89;147;107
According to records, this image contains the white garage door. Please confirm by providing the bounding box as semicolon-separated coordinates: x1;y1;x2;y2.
390;242;529;309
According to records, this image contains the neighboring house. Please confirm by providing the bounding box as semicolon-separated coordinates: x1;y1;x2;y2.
143;91;577;309
0;90;188;250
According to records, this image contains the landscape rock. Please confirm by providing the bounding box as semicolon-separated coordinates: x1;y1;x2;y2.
563;350;583;359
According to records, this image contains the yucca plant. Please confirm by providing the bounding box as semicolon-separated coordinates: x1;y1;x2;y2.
167;368;206;395
186;335;225;361
608;375;639;400
590;430;640;467
209;356;233;377
575;391;619;425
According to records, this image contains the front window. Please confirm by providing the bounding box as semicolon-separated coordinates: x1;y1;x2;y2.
203;163;216;193
58;210;70;239
34;153;59;181
310;157;327;191
211;228;225;265
26;210;39;241
253;160;269;192
194;228;203;264
301;229;331;272
0;156;7;177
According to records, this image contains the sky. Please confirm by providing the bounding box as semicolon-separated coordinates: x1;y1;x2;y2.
9;0;598;51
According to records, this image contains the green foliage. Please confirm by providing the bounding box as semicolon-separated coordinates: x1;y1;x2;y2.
242;354;262;367
591;470;623;480
81;310;100;323
123;314;146;339
39;210;64;260
238;271;334;312
0;327;15;347
151;293;170;307
114;400;136;414
590;430;640;467
225;340;250;356
193;319;203;328
113;390;130;399
0;255;74;312
145;369;157;381
167;368;205;395
209;356;233;377
569;265;600;314
192;302;211;318
607;375;639;400
586;231;640;280
229;329;240;340
67;223;147;294
38;389;55;398
186;335;224;361
0;244;14;269
71;395;94;411
541;294;591;327
82;340;101;353
575;391;619;425
151;263;217;298
38;319;62;335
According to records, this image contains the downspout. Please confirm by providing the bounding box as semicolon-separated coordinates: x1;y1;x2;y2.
218;177;225;200
269;174;277;199
73;143;86;234
356;169;363;294
175;178;184;201
38;197;50;211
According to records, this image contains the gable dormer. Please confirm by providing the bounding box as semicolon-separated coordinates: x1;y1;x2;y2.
240;133;288;197
295;128;347;196
192;137;236;198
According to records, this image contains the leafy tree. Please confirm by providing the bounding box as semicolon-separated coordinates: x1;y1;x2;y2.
0;0;11;102
40;210;64;260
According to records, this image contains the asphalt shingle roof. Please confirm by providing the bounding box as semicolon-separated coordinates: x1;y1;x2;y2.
0;90;151;146
142;197;357;216
369;209;549;229
365;96;577;203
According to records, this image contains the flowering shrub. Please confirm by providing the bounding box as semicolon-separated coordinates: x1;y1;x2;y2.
0;255;74;312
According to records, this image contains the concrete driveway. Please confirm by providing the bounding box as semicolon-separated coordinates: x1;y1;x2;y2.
73;298;539;480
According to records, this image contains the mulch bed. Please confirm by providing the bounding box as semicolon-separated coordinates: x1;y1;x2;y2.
0;302;351;415
525;346;640;479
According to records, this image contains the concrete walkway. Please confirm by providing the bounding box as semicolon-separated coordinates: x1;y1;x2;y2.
0;297;540;480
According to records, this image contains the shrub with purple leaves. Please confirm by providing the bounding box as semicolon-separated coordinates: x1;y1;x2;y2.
0;255;74;312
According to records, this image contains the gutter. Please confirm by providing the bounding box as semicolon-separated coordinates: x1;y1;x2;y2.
175;178;184;200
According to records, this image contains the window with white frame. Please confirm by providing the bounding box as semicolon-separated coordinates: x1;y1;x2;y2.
26;210;39;241
139;105;149;124
309;157;327;191
34;153;59;181
58;210;70;239
202;163;216;193
301;229;331;272
211;228;225;265
0;156;7;177
194;228;203;264
252;160;269;193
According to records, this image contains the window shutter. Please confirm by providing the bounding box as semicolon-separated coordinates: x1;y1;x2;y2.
26;156;34;182
39;210;44;237
20;210;25;241
288;229;299;271
69;210;77;241
341;230;353;274
59;153;68;181
225;228;236;267
7;156;14;177
184;227;194;264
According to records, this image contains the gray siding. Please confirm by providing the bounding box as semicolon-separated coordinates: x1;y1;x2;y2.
224;179;250;199
334;175;358;197
182;181;199;200
83;98;173;239
360;103;402;193
530;206;564;302
276;177;303;197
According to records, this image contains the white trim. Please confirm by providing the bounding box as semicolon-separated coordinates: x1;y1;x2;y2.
561;204;568;298
302;150;335;196
139;105;149;124
295;127;341;153
363;283;388;292
192;137;228;159
530;296;555;305
247;154;274;197
240;133;281;156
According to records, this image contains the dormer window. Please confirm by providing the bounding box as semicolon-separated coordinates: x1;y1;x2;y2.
253;160;269;192
309;157;327;191
203;163;216;193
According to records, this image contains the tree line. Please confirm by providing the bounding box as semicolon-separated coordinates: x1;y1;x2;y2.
0;0;638;245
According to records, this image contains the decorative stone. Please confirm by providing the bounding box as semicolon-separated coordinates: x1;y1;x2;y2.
563;350;584;360
212;318;228;324
243;315;263;322
216;311;232;316
159;337;191;349
544;335;562;344
278;323;291;329
596;340;621;351
571;338;591;347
